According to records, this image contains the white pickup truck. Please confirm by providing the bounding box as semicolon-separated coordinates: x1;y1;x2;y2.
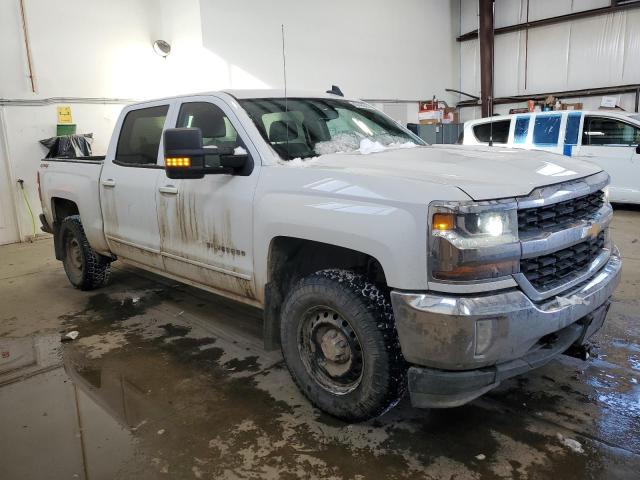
38;90;621;421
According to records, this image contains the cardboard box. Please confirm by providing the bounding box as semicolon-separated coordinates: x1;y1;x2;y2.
419;119;440;125
561;102;583;111
441;107;459;124
418;110;442;122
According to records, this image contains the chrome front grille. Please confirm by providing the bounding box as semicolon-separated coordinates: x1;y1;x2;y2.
517;190;605;234
520;231;606;292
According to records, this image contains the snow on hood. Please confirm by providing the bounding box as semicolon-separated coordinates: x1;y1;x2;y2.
277;136;417;167
314;133;418;156
276;144;603;200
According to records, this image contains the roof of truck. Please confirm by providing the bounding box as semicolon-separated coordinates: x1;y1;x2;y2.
223;89;348;100
129;89;354;107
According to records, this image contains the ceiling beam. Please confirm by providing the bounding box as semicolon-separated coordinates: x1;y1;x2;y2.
457;2;640;42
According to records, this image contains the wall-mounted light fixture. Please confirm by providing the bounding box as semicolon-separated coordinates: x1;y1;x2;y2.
152;40;171;57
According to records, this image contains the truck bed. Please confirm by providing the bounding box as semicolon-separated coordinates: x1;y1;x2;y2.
39;156;110;255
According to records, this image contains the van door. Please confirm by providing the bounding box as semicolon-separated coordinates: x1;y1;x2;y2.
156;96;260;302
101;101;174;269
577;116;640;203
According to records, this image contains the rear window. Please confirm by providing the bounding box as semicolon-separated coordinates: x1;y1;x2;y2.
472;120;510;144
115;105;169;166
533;114;561;146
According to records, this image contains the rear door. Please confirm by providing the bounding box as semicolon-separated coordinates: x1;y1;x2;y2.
577;115;640;203
156;95;261;301
101;101;175;269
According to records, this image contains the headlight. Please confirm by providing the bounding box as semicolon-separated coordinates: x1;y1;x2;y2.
429;200;520;282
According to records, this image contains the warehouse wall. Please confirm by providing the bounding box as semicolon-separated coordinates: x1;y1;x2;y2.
0;0;460;243
459;0;640;121
200;0;459;101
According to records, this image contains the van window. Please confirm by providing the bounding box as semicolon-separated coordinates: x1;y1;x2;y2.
514;116;529;144
115;105;169;166
472;120;510;144
582;117;640;146
533;114;561;146
564;112;582;146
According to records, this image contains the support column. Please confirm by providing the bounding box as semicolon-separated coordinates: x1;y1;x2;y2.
479;0;494;118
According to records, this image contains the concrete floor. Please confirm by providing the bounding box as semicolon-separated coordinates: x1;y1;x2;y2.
0;209;639;480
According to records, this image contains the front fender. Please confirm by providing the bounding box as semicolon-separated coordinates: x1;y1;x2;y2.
253;190;428;292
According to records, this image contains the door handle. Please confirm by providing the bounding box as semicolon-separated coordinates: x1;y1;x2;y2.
158;185;179;195
582;153;595;158
102;179;116;187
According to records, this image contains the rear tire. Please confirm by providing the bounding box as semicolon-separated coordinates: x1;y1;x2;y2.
280;269;406;422
60;215;111;290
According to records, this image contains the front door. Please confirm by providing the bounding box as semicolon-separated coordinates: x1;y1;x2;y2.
156;97;260;301
101;101;173;270
578;116;640;203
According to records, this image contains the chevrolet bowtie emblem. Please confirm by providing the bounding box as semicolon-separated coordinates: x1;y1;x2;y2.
586;223;601;239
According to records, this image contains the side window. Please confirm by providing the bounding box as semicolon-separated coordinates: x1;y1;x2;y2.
533;114;561;146
513;116;530;144
177;102;242;168
177;102;239;148
472;120;510;144
115;105;169;166
582;116;640;146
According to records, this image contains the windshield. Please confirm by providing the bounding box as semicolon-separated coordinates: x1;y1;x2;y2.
239;98;425;160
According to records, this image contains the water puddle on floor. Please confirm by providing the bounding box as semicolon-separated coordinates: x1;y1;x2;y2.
1;287;639;479
0;334;136;479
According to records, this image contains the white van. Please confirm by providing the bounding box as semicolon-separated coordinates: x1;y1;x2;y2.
462;111;640;204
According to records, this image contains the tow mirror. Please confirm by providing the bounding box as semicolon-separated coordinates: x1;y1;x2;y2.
163;128;248;179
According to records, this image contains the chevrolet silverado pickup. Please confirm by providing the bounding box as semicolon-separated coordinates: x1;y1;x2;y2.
38;90;621;421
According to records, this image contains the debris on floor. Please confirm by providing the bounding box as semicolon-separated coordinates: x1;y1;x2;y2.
557;433;585;454
61;330;79;342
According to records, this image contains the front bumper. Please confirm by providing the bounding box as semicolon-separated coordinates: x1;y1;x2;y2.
390;252;621;407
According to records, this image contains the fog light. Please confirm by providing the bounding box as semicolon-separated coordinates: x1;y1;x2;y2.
475;318;496;356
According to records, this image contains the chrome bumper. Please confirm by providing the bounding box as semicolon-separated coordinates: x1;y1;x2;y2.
390;252;621;371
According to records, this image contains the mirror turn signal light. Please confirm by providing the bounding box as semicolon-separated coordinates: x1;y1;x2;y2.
432;213;455;232
166;157;191;168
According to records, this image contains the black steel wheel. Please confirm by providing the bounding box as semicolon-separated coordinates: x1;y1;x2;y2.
298;305;364;395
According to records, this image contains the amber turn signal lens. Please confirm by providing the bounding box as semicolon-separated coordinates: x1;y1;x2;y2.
432;213;455;232
166;157;191;167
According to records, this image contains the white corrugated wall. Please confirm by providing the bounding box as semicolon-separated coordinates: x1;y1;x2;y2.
459;0;640;121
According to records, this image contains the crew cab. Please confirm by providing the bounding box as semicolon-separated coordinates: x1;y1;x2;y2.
461;110;640;204
38;90;621;421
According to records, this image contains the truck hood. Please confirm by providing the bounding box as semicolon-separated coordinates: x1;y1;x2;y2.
297;144;602;200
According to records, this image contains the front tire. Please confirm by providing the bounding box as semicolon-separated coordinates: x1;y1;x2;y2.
280;269;406;422
60;215;111;290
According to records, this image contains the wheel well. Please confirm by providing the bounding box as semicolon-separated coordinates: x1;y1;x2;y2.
262;236;387;350
51;198;80;260
51;198;79;223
